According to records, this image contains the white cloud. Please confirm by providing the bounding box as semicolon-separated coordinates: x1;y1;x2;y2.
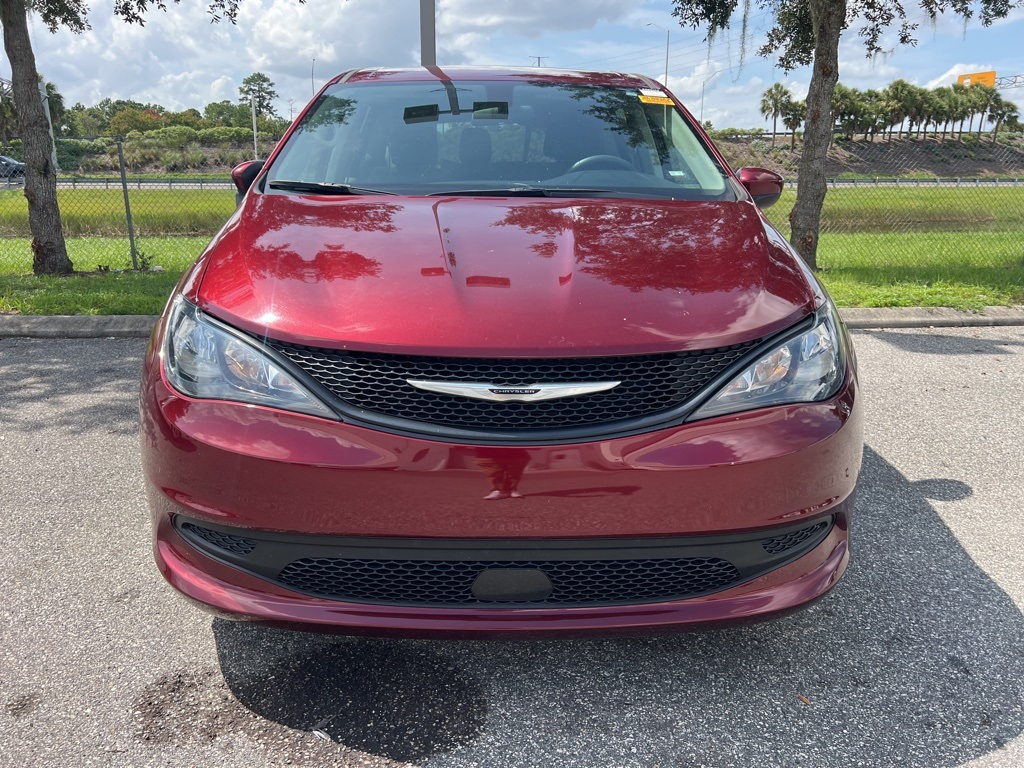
3;0;1021;131
924;64;991;90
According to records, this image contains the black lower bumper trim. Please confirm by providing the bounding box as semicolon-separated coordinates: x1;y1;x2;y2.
175;516;833;608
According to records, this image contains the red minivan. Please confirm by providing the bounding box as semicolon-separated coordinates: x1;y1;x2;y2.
140;67;862;637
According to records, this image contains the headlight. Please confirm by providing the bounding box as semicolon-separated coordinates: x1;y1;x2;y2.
689;307;845;420
163;297;333;418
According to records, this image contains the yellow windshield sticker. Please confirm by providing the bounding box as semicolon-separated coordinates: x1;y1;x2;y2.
639;94;674;105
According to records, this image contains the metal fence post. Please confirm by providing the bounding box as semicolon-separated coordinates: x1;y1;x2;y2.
115;138;140;271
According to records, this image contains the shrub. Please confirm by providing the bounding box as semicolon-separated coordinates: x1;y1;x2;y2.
77;154;118;173
144;125;200;148
197;126;254;145
216;146;246;167
123;144;160;171
161;151;187;172
181;143;206;169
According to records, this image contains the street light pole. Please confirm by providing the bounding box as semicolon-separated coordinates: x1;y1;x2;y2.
700;73;717;123
311;58;316;96
420;0;436;66
646;23;670;85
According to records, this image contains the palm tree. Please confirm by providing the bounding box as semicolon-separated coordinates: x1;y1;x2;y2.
987;96;1019;144
904;84;929;139
883;79;916;140
44;81;65;136
861;89;888;142
950;83;970;137
972;85;999;138
781;99;806;151
831;83;866;140
760;83;791;147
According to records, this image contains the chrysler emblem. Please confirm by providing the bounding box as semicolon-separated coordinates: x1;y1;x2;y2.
406;380;621;402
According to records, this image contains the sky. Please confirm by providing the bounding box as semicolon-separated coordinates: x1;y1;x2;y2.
10;0;1024;129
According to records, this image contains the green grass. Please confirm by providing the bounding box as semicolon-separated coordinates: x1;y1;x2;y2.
764;187;1024;234
817;233;1024;311
0;271;182;315
0;186;1021;314
0;188;235;238
0;236;209;273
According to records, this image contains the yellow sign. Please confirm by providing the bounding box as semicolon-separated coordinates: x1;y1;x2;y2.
958;71;997;87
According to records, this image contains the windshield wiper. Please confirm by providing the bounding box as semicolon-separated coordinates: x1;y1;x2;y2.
426;186;613;198
268;180;397;196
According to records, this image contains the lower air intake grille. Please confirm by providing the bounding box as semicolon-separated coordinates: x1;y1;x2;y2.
180;523;257;556
761;521;830;555
276;556;742;605
266;340;762;434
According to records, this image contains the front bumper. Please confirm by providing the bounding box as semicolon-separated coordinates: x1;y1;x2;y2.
141;343;862;635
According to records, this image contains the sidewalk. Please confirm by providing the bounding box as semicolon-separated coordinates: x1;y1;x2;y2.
1;306;1024;338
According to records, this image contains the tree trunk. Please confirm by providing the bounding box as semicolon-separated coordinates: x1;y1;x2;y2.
788;0;845;272
0;0;72;275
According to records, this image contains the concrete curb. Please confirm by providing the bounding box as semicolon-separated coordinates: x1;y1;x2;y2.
0;315;157;338
840;306;1024;329
2;307;1024;339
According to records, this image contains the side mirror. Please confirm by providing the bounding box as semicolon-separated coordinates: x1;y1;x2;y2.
231;160;265;205
738;167;784;209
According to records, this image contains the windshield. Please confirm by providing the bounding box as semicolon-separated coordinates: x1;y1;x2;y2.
267;79;735;200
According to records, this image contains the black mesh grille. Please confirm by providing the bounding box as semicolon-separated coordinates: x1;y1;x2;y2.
761;521;829;555
267;340;761;433
181;523;257;555
276;556;742;606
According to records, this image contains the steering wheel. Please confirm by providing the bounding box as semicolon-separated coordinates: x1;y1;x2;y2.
566;154;635;173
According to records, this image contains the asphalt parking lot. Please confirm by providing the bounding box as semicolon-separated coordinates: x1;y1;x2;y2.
1;327;1022;768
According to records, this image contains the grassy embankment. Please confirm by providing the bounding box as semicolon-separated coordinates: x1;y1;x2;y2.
0;186;1022;314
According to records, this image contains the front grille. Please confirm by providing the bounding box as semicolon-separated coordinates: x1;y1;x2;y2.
267;341;761;433
277;556;742;605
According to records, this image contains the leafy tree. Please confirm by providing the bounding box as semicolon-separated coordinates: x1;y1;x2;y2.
671;0;1022;270
167;108;204;129
0;0;292;276
239;71;278;118
204;99;251;127
66;103;107;136
0;80;17;143
108;106;163;136
759;82;791;146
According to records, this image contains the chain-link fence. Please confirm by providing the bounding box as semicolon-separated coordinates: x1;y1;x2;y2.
715;134;1024;293
0;133;1021;292
0;132;271;276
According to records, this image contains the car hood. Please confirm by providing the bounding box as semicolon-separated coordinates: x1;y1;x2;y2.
196;193;815;356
